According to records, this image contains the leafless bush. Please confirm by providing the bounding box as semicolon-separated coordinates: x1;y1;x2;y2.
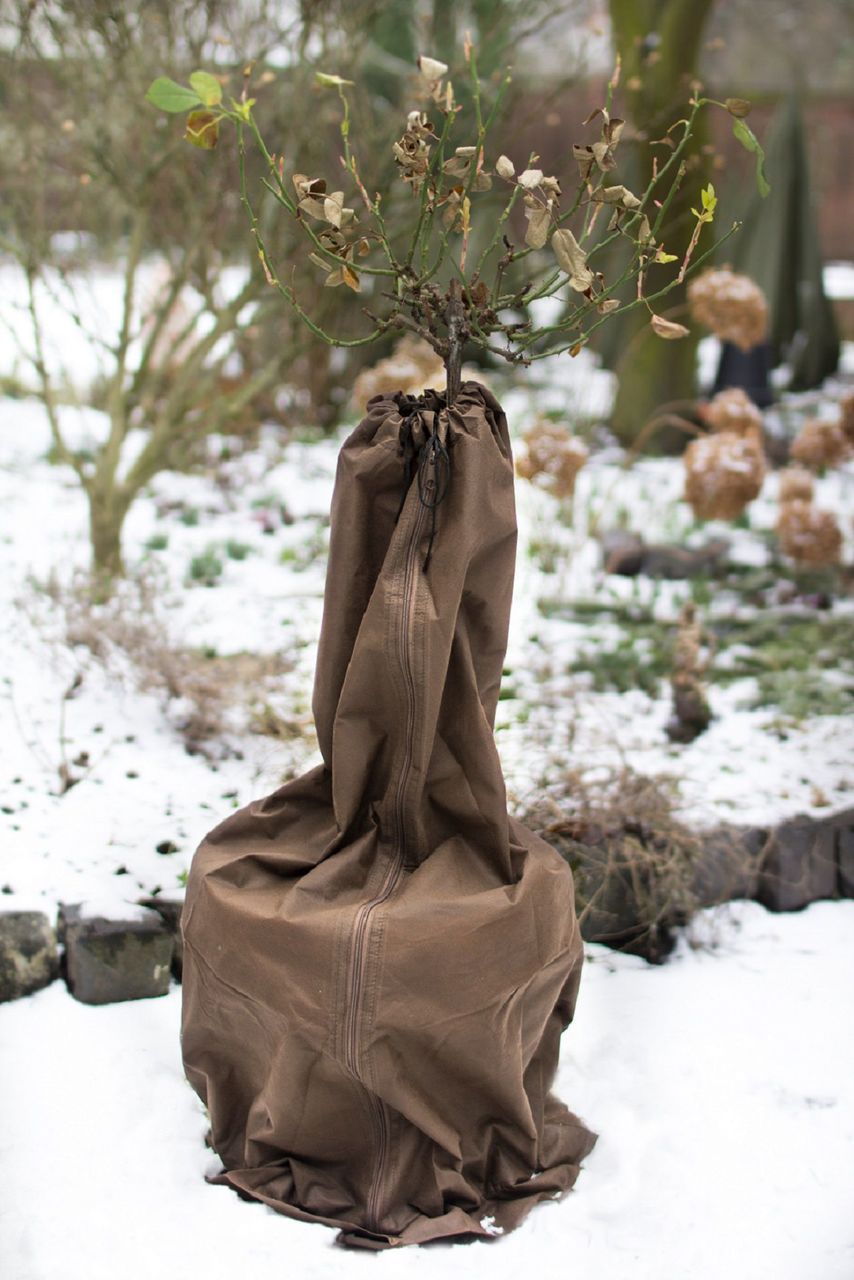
15;566;298;760
519;762;748;962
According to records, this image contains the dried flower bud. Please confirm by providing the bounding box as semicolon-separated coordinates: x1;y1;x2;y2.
495;154;515;180
687;267;768;351
776;501;842;566
516;418;589;498
840;390;854;444
778;467;815;505
700;387;763;439
683;431;765;520
352;335;445;407
790;418;849;470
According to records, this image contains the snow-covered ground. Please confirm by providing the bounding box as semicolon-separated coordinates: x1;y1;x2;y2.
2;369;852;917
2;899;853;1280
1;259;853;1278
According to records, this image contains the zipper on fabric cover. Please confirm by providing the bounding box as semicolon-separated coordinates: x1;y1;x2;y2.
342;473;432;1232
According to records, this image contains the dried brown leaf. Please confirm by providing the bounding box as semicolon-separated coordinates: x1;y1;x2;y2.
551;228;594;291
525;205;551;248
418;55;448;82
591;184;641;209
650;313;690;340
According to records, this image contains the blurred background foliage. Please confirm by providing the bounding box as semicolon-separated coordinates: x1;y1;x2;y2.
0;0;850;433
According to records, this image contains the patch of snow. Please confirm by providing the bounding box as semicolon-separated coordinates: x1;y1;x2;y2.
1;901;852;1279
823;261;854;301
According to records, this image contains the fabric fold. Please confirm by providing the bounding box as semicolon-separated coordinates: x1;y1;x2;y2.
180;381;597;1248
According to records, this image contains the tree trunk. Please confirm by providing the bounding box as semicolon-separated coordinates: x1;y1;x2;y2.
606;0;715;449
445;279;465;407
88;488;131;589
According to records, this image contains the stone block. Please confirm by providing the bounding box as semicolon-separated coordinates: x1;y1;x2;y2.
838;822;854;898
138;896;184;979
65;912;174;1005
0;911;59;1002
691;824;766;907
757;814;838;912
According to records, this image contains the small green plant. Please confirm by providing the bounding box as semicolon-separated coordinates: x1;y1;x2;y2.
188;547;224;586
528;537;564;575
225;539;252;561
278;525;328;571
145;532;169;551
179;507;200;527
569;626;673;697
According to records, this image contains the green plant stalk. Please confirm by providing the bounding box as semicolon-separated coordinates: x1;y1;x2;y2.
525;222;738;362
403;105;456;272
241;109;396;280
237;124;385;349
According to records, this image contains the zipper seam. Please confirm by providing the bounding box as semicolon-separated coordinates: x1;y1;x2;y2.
342;475;431;1232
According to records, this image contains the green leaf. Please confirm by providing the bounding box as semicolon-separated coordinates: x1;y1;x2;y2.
185;110;220;149
732;118;770;198
145;76;202;113
230;97;256;122
701;182;717;214
189;70;223;107
315;71;354;87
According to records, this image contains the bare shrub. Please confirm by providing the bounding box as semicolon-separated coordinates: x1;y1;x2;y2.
519;764;710;962
15;566;298;760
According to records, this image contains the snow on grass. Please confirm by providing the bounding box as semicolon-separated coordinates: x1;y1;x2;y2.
1;259;853;1280
1;374;853;917
1;899;852;1280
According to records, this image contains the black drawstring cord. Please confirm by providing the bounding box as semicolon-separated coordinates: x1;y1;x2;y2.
417;429;451;573
393;392;454;573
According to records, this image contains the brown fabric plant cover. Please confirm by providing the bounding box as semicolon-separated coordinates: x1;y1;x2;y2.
180;381;598;1249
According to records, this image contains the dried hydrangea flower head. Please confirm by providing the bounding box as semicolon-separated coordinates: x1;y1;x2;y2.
351;335;446;407
683;431;765;520
775;500;843;567
700;386;763;440
790;418;850;471
687;266;768;351
839;390;854;446
778;466;815;505
516;418;589;499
